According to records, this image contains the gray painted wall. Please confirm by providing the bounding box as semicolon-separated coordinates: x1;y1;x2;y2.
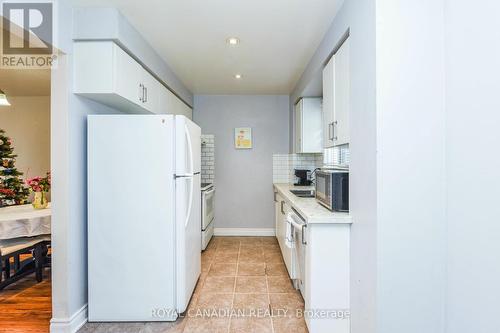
193;95;289;230
445;0;500;331
0;97;51;179
290;1;378;331
73;8;193;107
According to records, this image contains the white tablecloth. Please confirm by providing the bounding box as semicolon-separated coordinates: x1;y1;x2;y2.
0;203;51;240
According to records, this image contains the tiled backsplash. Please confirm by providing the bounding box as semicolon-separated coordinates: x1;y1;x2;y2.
272;154;323;184
273;145;350;184
201;134;215;183
272;154;291;184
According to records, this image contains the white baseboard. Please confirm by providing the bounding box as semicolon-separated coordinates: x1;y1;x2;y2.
50;304;87;333
214;228;275;237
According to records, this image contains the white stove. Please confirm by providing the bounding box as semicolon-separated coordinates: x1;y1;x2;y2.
201;183;213;191
201;183;215;250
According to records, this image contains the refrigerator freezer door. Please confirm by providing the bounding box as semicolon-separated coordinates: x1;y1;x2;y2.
176;116;201;175
88;115;177;321
175;173;201;313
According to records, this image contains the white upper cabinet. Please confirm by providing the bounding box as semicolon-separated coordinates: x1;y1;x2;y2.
322;37;350;147
295;98;323;154
140;69;161;113
113;43;144;108
158;87;175;114
158;88;193;119
334;38;350;146
74;41;159;114
74;41;191;118
322;54;335;148
173;94;193;119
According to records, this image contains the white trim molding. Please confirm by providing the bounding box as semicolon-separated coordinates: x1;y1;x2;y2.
50;304;87;333
214;228;275;237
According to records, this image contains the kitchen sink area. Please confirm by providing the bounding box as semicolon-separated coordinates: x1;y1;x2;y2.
290;189;315;198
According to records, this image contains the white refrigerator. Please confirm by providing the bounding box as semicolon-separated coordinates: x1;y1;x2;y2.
87;115;201;322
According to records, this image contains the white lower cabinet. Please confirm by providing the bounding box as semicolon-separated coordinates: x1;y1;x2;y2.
303;223;350;333
274;189;350;333
275;193;294;277
274;192;284;245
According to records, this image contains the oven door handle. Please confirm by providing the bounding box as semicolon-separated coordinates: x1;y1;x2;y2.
289;213;307;246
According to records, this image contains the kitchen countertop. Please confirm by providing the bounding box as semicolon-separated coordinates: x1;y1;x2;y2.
273;183;352;224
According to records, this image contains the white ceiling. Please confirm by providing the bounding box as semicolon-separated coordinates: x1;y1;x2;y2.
71;0;343;95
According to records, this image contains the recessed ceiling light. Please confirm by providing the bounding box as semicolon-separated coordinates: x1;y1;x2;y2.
226;37;240;46
234;74;242;79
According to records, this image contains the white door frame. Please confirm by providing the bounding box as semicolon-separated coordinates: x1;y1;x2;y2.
50;52;89;332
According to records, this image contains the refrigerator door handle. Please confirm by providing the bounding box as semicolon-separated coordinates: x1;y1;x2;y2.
185;124;194;175
185;176;194;227
175;172;200;178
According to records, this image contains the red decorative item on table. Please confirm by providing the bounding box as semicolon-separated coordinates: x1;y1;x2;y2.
26;172;51;209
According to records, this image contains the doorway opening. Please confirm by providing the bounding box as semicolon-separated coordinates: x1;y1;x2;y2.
0;66;52;332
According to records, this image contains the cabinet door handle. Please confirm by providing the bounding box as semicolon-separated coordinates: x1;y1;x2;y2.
280;201;285;214
328;122;334;141
144;86;148;103
333;120;338;141
302;224;307;245
142;85;146;103
139;84;143;102
274;192;278;202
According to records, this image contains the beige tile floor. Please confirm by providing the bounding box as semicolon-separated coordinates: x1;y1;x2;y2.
78;237;308;333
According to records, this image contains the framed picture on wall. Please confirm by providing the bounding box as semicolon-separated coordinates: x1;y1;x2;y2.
234;127;252;149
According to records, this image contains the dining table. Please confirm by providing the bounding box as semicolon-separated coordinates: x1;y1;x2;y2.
0;203;51;241
0;203;52;290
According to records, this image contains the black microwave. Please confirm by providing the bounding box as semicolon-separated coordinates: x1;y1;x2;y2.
315;169;349;212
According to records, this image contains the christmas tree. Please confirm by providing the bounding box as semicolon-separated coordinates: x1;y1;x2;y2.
0;129;29;207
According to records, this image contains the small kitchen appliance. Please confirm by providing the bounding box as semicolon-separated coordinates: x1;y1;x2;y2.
294;169;312;186
315;169;349;212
